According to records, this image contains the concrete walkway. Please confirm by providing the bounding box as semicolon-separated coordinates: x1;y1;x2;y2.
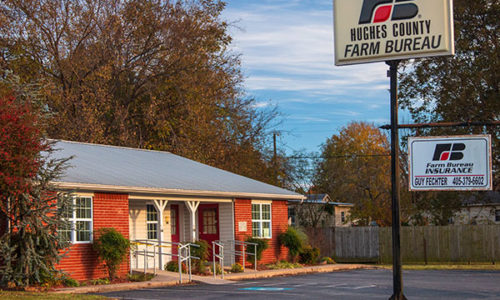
53;264;377;294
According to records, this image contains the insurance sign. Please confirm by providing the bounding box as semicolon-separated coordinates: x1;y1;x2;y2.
333;0;455;66
408;136;492;191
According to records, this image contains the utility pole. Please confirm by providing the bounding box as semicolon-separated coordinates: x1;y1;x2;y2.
273;132;278;185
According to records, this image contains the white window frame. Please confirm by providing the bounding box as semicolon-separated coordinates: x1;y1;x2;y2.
341;211;346;223
63;196;93;244
495;209;500;222
146;204;158;240
252;203;272;239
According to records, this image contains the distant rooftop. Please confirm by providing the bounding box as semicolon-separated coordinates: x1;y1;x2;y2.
49;140;304;200
289;193;353;206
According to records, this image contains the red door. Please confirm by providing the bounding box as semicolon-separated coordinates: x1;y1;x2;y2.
198;204;219;260
170;205;180;257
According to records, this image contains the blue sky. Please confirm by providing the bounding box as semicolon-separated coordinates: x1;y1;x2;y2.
222;0;394;154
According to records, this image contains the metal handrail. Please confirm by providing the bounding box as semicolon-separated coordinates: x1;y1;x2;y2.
212;240;259;279
131;239;200;283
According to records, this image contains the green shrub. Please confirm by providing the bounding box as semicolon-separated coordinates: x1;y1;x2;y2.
191;240;210;261
230;263;244;273
190;240;210;274
127;273;155;282
245;237;269;262
210;263;222;275
90;278;110;285
92;228;130;280
321;257;336;265
196;260;209;275
299;246;320;265
165;260;187;273
279;227;307;261
266;260;302;270
62;277;79;287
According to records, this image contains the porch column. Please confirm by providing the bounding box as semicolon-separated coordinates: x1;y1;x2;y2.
185;201;200;242
153;199;168;270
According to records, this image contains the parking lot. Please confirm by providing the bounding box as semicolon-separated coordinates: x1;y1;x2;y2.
100;268;500;300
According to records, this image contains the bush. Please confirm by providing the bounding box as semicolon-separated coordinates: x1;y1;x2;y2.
92;228;130;280
165;260;187;273
90;278;110;285
191;240;210;261
230;263;244;273
266;260;302;270
279;227;307;261
299;246;320;265
210;263;222;275
127;273;155;282
245;237;269;263
321;257;336;265
190;240;210;274
62;277;79;287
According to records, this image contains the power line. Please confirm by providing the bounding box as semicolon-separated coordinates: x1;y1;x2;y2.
286;153;391;159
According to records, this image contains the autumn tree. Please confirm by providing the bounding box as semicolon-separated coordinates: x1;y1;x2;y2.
314;122;395;226
0;75;72;287
0;0;280;184
399;0;499;189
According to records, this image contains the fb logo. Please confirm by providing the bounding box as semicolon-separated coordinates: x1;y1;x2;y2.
432;144;466;161
359;0;419;24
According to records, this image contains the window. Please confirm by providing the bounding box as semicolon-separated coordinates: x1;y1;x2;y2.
61;197;93;243
202;208;217;234
341;211;346;223
495;210;500;222
147;204;158;240
288;206;296;226
252;203;271;238
170;208;177;236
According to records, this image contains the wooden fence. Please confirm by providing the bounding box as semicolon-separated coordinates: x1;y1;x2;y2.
305;225;500;264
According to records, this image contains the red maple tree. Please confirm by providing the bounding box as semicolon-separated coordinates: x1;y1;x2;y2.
0;94;48;230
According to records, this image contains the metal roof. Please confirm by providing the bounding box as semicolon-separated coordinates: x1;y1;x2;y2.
49;140;304;200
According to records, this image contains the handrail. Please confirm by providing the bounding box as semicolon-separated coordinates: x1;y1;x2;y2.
131;239;200;284
212;240;259;279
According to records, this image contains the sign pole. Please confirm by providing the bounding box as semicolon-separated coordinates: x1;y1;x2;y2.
386;60;407;300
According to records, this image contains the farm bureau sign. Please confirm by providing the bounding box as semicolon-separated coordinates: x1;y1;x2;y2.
333;0;455;65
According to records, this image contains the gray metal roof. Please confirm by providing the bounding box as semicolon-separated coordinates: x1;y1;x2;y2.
49;140;303;199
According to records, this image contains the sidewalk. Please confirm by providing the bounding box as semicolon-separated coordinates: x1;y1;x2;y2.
53;264;377;294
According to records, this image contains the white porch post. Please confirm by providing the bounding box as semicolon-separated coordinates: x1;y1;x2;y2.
185;201;200;242
153;199;168;270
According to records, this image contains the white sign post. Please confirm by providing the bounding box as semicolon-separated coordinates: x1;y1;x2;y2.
409;135;492;191
333;0;455;65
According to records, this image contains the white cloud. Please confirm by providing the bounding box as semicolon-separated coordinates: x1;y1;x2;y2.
224;3;388;95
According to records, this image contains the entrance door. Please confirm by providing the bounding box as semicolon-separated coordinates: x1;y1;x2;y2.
198;204;219;260
170;205;180;257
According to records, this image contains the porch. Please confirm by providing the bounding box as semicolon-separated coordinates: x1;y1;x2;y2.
128;196;235;270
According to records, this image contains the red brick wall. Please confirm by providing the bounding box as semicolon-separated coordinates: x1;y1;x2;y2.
233;199;288;265
56;192;130;281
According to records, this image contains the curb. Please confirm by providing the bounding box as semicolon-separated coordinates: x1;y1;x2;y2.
225;264;378;281
53;264;378;294
53;280;181;294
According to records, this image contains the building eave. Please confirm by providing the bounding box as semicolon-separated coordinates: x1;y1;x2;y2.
52;181;307;201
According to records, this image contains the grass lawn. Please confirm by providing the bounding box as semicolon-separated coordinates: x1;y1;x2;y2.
0;291;107;300
379;264;500;271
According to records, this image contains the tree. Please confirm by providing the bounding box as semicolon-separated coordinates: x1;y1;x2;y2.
0;0;280;185
0;77;72;287
314;122;394;226
293;201;334;228
399;0;499;189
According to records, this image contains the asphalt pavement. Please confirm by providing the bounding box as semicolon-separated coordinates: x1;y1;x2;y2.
99;268;500;300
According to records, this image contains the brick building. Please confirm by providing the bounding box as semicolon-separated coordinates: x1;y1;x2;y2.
49;140;303;280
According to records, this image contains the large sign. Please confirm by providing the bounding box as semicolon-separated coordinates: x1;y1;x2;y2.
408;136;492;191
333;0;455;65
